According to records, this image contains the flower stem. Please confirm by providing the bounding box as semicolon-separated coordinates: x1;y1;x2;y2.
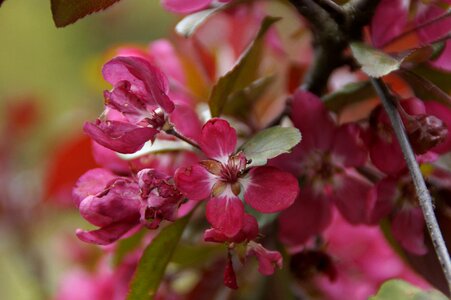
371;77;451;293
165;128;201;150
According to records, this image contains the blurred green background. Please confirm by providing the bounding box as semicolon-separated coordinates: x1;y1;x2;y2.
0;1;174;298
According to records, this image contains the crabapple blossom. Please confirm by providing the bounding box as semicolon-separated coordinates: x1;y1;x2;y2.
275;90;372;246
175;118;299;237
162;0;231;14
84;56;174;154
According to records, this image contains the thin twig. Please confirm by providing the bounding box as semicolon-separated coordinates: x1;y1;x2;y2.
380;10;451;48
165;128;201;150
371;77;451;293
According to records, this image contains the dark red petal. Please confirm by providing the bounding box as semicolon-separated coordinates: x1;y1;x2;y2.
278;190;332;246
199;118;237;162
370;0;408;48
174;164;214;201
331;123;367;168
84;120;158;154
223;252;238;289
392;208;427;255
332;171;373;225
206;196;244;237
244;166;299;213
291;90;336;152
169;104;202;143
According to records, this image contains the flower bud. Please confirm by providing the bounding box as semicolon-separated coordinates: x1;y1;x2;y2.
406;114;448;154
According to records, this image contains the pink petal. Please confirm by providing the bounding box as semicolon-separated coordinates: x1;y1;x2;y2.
278;189;333;246
161;0;211;14
91;142;130;175
102;56;174;113
103;81;150;124
169;104;202;143
206;196;244;237
174;164;214;201
331;123;367;168
72;168;116;207
78;179;141;227
332;171;373;225
416;4;451;44
248;241;283;276
243;166;299;213
76;223;138;245
84;120;158;154
291;90;336;152
148;39;186;86
370;0;408;48
199;118;237;162
392;208;427;255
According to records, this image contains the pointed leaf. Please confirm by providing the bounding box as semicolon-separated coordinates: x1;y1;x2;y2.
113;229;146;267
369;279;447;300
223;75;275;119
323;81;376;112
240;126;301;167
127;215;191;300
399;68;451;107
209;16;280;117
351;42;403;78
51;0;123;27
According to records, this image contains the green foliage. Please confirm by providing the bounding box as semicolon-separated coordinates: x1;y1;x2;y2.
113;229;146;267
369;280;447;300
351;42;402;78
127;215;191;300
51;0;123;27
323;81;375;112
240;126;301;167
208;16;280;117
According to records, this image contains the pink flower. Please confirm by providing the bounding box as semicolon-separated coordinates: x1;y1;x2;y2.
161;0;231;14
84;56;174;154
368;173;428;255
204;213;283;288
137;168;185;229
274;91;371;246
74;169;141;245
175;118;299;237
365;98;451;175
74;167;189;244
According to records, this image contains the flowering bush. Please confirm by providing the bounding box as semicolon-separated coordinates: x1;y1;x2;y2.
33;0;451;298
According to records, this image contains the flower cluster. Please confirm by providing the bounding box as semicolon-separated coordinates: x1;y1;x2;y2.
58;0;451;298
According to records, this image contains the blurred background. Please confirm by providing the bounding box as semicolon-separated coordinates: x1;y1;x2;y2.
0;1;175;298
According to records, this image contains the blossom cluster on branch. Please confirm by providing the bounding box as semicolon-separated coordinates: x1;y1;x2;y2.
54;0;451;299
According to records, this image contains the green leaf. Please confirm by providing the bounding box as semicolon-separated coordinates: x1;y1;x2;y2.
209;16;280;117
175;7;223;38
223;75;275;119
399;68;451;107
51;0;123;27
369;279;447;300
350;42;403;78
127;215;191;300
322;81;376;112
171;244;223;268
113;229;146;267
240;126;301;167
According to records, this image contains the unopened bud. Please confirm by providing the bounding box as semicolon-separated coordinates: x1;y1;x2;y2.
406;114;448;154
